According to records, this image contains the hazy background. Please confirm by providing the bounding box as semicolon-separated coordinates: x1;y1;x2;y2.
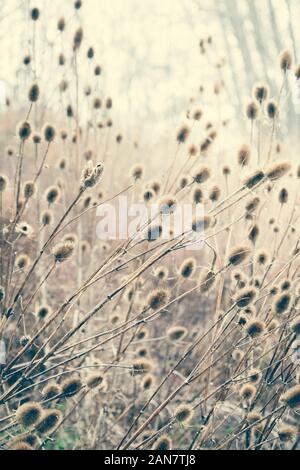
1;0;299;142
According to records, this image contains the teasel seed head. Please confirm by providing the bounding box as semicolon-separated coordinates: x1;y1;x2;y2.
81;162;104;189
61;376;82;397
95;65;101;76
290;316;300;335
32;132;42;144
130;164;144;180
232;349;244;362
73;27;83;50
147;288;169;310
279;187;288;204
53;240;75;263
146;223;162;242
280;50;292;72
246;101;259;120
228;245;251;266
154;266;168;280
28;83;40;102
209;185;221;201
246;319;265;339
141;373;155;391
167;325;188;342
17;121;32;140
45;185;60;205
247;368;261;384
243;169;265;189
193;165;211;184
43;123;56;143
0;175;8;192
193;188;203;204
24;181;36;199
235;288;258;308
154;435;172;450
179;257;196;279
266;99;278;119
253;83;269;103
31;7;40;21
248;224;259;244
16;254;30;270
16;402;43;428
159;195;177;214
37;304;51;319
36;409;62;435
266;161;291;181
176;125;190;143
132;358;153;375
57;17;65;32
42;383;61;400
41;210;52;226
240;384;256;402
86;372;104;389
246;410;262;424
278;426;297;443
192;215;211;232
255;250;269;266
238;144;251;166
174;404;194;423
281;385;300;409
199;268;215;293
74;0;82;9
273;292;292;315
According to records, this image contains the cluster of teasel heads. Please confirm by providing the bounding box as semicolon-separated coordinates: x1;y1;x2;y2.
0;3;299;451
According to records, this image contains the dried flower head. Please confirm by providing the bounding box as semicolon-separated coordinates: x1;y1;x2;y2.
16;402;43;428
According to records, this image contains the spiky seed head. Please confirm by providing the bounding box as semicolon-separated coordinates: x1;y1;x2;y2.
266;161;291;181
141;374;155;391
147;289;169;310
36;409;62;435
53;240;75;263
167;326;188;342
279;188;288;204
280;50;292;72
199;268;215;293
31;7;40;21
273;293;292;315
238;144;251;166
41;210;52;226
248;224;259;244
266;99;278;119
253;83;269;103
281;385;300;409
278;426;297;443
130;164;144;180
24;181;35;199
209;185;221;201
37;304;51;319
193;109;202;120
0;175;8;192
291;316;300;335
247;368;261;384
28;83;39;102
45;185;60;205
243;170;265;189
235;288;257;308
74;0;82;9
43;124;56;143
146;223;162;242
42;383;61;400
159;195;177;214
95;65;101;76
240;384;256;401
154;266;168;280
61;377;82;397
255;250;269;266
222;165;231;176
176;125;190;143
246;411;262;424
86;372;104;389
192;215;211;232
232;349;244;362
246;319;265;339
58;17;65;31
16;402;43;428
16;254;30;270
228;245;251;266
73;27;83;50
81;162;104;189
132;358;153;375
154;435;172;450
246;101;259;120
174;404;194;423
193;188;203;204
17;121;32;140
179;258;196;279
193;165;211;184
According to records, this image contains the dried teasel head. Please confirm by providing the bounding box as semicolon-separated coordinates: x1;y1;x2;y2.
81;162;104;189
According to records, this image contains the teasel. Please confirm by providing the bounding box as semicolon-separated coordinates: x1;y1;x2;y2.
199;268;215;293
16;254;30;270
57;17;65;32
243;169;265;189
132;358;153;375
141;374;155;391
16;402;43;428
17;121;32;141
24;181;36;199
240;384;256;402
278;426;297;443
154;266;168;280
179;257;196;279
228;245;251;266
246;319;265;339
95;65;101;76
247;368;261;384
253;82;269;104
279;188;288;204
146;223;162;242
193;165;211;184
0;175;8;192
248;224;259;244
280;50;292;72
273;292;292;315
154;435;172;450
246;101;259;120
176;125;190;143
238;144;251;166
86;372;104;389
167;325;188;342
45;185;60;205
28;83;40;102
61;377;82;397
41;210;52;226
30;7;40;21
290;316;300;335
209;185;221;202
43;124;56;143
53;240;75;263
281;385;300;409
159;195;177;214
235;288;258;308
36;409;62;435
174;404;194;423
179;175;189;188
192;215;211;232
266;161;291;181
130;164;144;180
147;289;169;310
81;162;104;189
266;100;278;119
